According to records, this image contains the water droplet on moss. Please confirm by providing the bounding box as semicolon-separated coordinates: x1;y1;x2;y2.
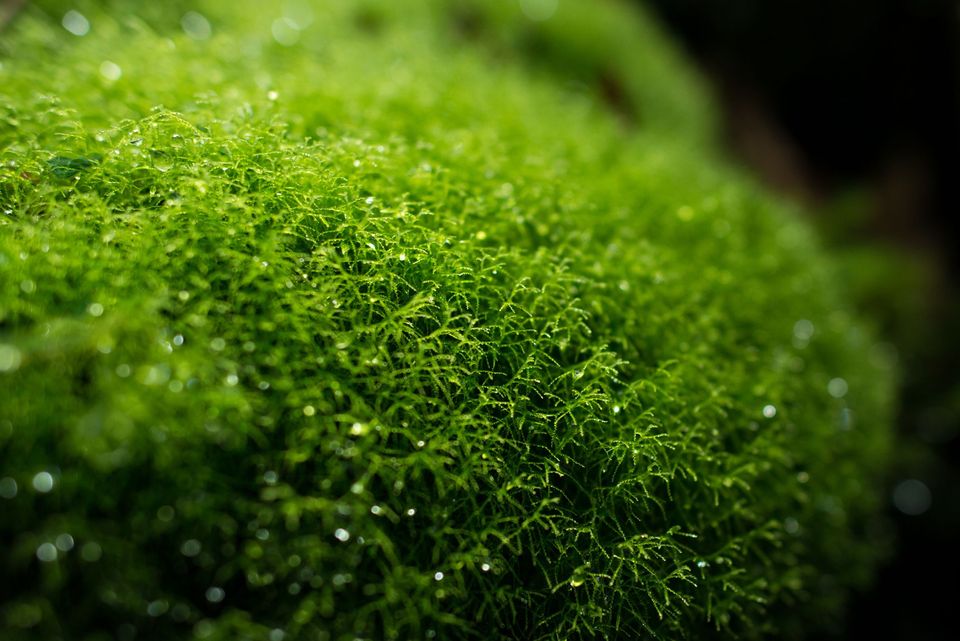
62;10;90;36
762;404;777;419
334;528;350;542
205;587;225;603
181;11;212;40
32;471;54;493
147;600;169;616
181;539;202;557
36;542;58;562
55;533;74;551
99;61;122;81
892;479;932;516
0;345;22;373
827;377;848;398
271;17;301;46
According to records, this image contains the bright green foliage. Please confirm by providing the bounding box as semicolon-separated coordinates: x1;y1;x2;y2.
0;1;894;640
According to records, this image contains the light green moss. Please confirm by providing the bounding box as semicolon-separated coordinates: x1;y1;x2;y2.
0;2;893;640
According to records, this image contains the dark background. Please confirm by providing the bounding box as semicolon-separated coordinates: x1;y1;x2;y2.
640;1;960;638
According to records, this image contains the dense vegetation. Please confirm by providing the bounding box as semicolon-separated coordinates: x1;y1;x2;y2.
0;1;894;639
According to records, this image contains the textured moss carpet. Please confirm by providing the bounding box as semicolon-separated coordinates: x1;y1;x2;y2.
0;1;894;639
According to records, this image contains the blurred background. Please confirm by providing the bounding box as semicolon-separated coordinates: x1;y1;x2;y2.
638;0;959;638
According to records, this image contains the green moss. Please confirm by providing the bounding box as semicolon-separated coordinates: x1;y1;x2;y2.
0;1;894;640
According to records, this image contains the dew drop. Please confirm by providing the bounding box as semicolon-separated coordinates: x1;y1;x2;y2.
181;539;202;557
205;587;225;603
36;542;58;562
827;377;848;398
0;344;22;373
99;61;122;81
181;11;212;40
793;319;814;340
147;600;169;617
271;17;301;46
32;471;54;493
62;10;90;36
334;528;350;542
434;571;444;581
55;533;75;551
762;404;777;419
892;479;932;516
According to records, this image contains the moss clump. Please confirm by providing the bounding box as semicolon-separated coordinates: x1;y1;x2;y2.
0;1;894;639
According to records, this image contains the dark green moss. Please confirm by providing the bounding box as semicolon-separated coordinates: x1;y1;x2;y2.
0;1;894;640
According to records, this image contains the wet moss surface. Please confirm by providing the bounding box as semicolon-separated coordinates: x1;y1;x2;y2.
0;1;894;639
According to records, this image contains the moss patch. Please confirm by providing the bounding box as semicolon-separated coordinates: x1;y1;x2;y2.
0;1;894;639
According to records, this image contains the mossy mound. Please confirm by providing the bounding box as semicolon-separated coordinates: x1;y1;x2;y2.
0;1;894;640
